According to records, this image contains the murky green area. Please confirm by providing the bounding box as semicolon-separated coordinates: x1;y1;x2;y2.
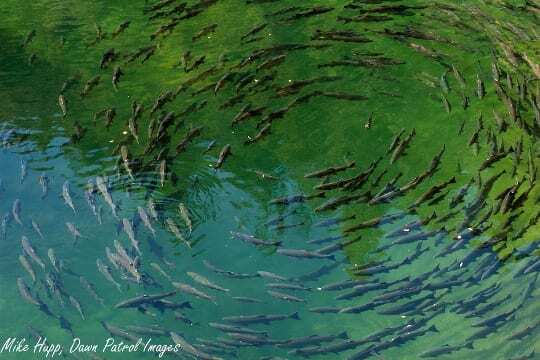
0;0;539;359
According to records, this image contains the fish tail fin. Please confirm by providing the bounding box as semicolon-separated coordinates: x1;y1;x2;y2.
339;331;349;339
291;312;300;320
464;341;474;349
430;325;439;333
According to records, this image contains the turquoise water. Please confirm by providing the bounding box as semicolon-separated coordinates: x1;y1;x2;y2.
0;0;539;359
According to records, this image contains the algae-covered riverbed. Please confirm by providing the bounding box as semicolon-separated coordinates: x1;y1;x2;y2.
0;0;539;359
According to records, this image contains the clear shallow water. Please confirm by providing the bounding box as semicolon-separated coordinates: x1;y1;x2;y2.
0;0;539;359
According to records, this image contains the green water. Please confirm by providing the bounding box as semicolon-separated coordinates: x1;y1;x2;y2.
0;0;539;359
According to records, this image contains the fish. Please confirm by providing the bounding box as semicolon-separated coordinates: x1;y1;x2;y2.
213;144;231;169
115;291;176;308
231;231;282;246
270;192;325;205
69;295;85;320
111;21;130;38
96;258;122;292
99;48;117;69
22;29;36;47
267;290;306;303
12;199;23;225
252;170;278;180
277;248;335;260
122;218;141;256
120;145;135;180
279;332;349;349
305;161;356;178
241;23;267;41
232;296;264;303
62;181;77;214
257;54;287;72
209;323;268;336
187;272;229;292
66;222;83;241
18;255;36;283
80;276;104;306
81;75;101;97
137;206;156;237
244;124;271;145
150;262;172;281
172;282;216;303
166;218;189;247
192;24;218;42
21;236;45;269
96;176;118;218
38;173;49;199
477;74;485;98
112;66;123;90
126;325;168;337
203;260;257;279
178;203;193;235
170;332;222;360
58;94;67;116
222;312;300;325
158;159;167;187
409;177;456;209
30;219;44;240
101;322;140;343
17;278;40;307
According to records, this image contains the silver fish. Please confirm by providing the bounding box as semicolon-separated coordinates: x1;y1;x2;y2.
172;282;216;303
62;181;77;214
19;254;36;282
47;248;60;273
166;218;189;247
58;94;67;116
159;159;166;187
31;219;45;239
21;236;45;269
187;272;229;292
96;176;118;218
66;222;83;240
1;212;10;240
17;278;41;306
178;203;193;235
137;206;156;237
122;218;141;256
12;199;23;225
20;160;27;184
150;262;172;281
80;276;105;306
38;173;49;199
147;198;159;221
105;246;120;269
84;186;98;217
96;258;122;292
170;332;222;360
120;145;135;180
69;295;85;320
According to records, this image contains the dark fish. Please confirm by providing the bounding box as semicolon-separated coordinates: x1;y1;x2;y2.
115;291;176;308
112;66;123;90
111;21;130;38
277;248;335;260
241;23;267;41
231;231;281;246
22;29;36;47
222;312;300;325
305;161;356;178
